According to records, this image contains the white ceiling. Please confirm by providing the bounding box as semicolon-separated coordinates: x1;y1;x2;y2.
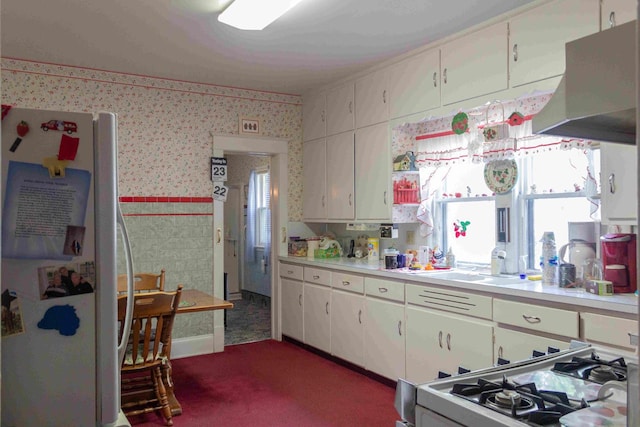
1;0;537;95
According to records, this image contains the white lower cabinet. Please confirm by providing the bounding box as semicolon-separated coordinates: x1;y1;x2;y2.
303;282;331;353
364;297;405;380
281;277;304;342
331;289;365;366
405;306;493;384
494;327;570;364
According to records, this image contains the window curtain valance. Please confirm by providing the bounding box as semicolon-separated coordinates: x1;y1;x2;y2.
394;92;598;168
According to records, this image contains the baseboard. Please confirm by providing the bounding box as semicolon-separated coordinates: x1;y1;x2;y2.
171;334;217;359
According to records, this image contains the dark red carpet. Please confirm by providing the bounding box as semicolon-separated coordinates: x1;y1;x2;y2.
128;339;398;426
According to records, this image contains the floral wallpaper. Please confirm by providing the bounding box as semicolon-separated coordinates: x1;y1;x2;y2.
1;58;304;220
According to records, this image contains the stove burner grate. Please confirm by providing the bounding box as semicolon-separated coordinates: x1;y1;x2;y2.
552;352;628;383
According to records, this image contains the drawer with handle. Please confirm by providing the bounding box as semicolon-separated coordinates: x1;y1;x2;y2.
365;277;404;302
279;263;303;281
494;299;578;338
581;312;638;350
332;272;364;294
304;267;331;287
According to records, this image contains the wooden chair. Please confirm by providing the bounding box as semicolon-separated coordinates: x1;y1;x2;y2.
118;269;166;294
118;285;182;426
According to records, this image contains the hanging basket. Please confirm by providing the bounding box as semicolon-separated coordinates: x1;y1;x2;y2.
483;101;509;142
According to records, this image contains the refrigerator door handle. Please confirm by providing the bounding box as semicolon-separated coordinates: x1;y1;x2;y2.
117;205;135;365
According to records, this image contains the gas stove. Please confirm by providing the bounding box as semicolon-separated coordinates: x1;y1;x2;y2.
415;342;637;427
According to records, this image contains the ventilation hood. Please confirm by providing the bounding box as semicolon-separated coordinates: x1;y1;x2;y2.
532;20;636;144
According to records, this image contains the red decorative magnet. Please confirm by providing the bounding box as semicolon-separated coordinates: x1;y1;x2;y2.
1;105;12;121
40;120;78;134
58;134;80;161
10;121;29;152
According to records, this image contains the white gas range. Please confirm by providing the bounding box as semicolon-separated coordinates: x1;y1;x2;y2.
396;341;638;427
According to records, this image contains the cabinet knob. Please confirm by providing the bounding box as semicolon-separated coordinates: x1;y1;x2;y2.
398;320;402;336
282;227;287;243
382;90;387;104
512;43;518;62
349;193;352;206
443;68;447;84
378;287;388;293
358;309;362;324
326;301;329;315
313;275;320;280
432;72;437;87
498;345;503;358
446;333;451;351
342;280;350;286
438;330;443;348
322;195;325;207
349;101;353;114
609;11;616;28
321;110;325;122
298;294;302;306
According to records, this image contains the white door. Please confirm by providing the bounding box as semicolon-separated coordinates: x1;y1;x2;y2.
223;185;242;298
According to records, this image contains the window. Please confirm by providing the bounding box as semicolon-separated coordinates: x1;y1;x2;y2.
524;148;600;269
431;161;496;265
431;147;600;270
255;168;271;248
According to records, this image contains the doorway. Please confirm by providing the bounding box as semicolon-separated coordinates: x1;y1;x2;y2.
211;133;288;353
223;156;272;345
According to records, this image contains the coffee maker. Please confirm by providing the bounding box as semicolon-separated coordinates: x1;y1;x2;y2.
600;233;637;294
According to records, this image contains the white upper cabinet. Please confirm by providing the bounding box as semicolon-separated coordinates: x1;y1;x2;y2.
388;49;441;119
302;139;327;220
355;123;392;221
509;0;599;88
326;82;355;136
326;132;355;220
441;22;509;106
600;142;637;225
355;68;389;128
303;91;326;142
601;0;637;31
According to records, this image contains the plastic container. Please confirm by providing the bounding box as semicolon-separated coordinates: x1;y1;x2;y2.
306;238;320;260
367;238;379;263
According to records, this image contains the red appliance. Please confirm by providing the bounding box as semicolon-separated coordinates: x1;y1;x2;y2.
600;233;637;294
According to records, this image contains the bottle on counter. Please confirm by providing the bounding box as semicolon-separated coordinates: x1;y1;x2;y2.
539;231;559;285
446;247;456;268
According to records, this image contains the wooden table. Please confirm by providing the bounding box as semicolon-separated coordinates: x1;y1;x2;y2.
122;289;233;417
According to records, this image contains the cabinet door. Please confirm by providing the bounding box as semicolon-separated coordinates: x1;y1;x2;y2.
355;68;389;128
326;82;355;136
601;0;637;31
441;22;508;105
364;298;405;380
281;278;304;342
326;132;355;220
302;139;327;220
303;283;331;353
600;142;637;225
331;289;365;366
494;328;569;364
303;91;326;142
355;123;391;221
406;306;493;384
388;49;441;119
509;0;599;88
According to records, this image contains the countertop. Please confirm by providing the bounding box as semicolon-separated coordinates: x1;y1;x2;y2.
279;256;639;316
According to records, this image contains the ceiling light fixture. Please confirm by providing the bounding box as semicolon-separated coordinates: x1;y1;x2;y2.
218;0;305;30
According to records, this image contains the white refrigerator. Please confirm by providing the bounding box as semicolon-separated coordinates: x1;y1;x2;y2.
1;107;134;426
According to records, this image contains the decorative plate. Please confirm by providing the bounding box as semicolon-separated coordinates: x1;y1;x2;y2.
483;159;518;194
